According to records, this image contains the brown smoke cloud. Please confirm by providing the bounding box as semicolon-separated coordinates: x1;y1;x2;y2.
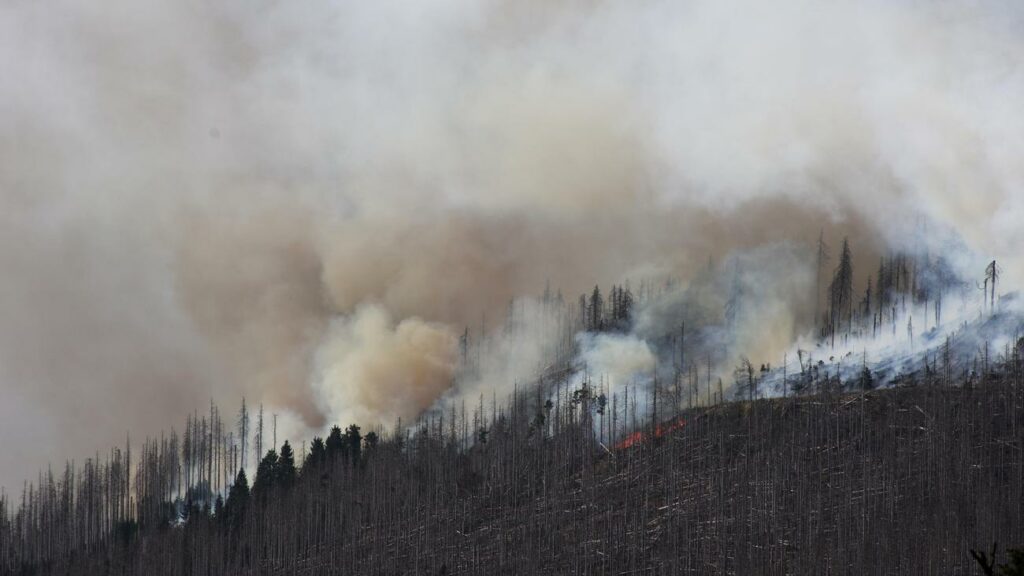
177;207;329;426
2;0;1023;489
312;306;458;430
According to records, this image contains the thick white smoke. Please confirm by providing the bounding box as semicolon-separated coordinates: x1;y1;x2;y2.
577;333;657;396
2;0;1023;489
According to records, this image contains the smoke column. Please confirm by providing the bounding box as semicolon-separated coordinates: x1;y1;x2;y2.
2;0;1024;489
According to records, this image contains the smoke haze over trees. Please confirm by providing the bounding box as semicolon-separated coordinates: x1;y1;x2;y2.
4;0;1024;495
4;347;1024;573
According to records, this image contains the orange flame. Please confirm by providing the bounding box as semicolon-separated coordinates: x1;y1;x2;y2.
613;416;686;450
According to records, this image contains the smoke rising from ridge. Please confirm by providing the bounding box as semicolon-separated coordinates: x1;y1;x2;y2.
2;0;1024;488
312;305;458;432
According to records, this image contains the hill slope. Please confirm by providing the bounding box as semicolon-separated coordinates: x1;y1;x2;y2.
5;377;1023;575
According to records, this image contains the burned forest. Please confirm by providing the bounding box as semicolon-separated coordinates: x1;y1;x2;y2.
3;242;1024;574
5;0;1024;574
2;348;1024;574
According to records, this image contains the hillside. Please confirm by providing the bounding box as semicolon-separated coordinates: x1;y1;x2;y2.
3;374;1023;575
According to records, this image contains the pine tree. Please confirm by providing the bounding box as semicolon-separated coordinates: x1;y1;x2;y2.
305;437;326;472
828;238;854;346
223;469;249;528
344;425;362;465
276;442;296;489
251;450;278;502
620;284;634;327
326;426;345;462
589;285;603;332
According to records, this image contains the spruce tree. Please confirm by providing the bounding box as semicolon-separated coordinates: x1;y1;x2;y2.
276;442;296;489
345;425;362;465
223;469;249;528
589;285;603;331
828;238;854;346
305;437;326;472
252;450;278;501
326;425;345;461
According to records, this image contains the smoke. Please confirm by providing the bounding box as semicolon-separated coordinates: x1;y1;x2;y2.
577;333;657;396
3;0;1024;488
312;306;458;430
177;207;330;426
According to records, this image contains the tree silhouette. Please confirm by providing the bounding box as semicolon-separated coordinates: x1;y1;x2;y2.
364;431;380;452
276;442;296;489
326;425;345;461
222;468;249;528
828;238;854;346
252;449;278;501
588;285;603;331
305;436;326;472
345;425;362;465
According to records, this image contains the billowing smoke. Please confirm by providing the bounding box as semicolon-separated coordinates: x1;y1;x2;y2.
577;333;657;396
312;306;458;430
632;242;819;382
3;0;1024;489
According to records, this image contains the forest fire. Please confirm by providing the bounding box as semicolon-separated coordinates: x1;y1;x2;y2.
614;416;687;450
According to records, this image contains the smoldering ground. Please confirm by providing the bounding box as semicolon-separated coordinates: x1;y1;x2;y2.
2;0;1024;489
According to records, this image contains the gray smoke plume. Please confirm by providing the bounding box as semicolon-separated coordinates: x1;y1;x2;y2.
2;0;1024;489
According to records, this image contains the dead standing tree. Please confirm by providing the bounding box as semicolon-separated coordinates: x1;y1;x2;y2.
237;398;250;472
983;260;1000;313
